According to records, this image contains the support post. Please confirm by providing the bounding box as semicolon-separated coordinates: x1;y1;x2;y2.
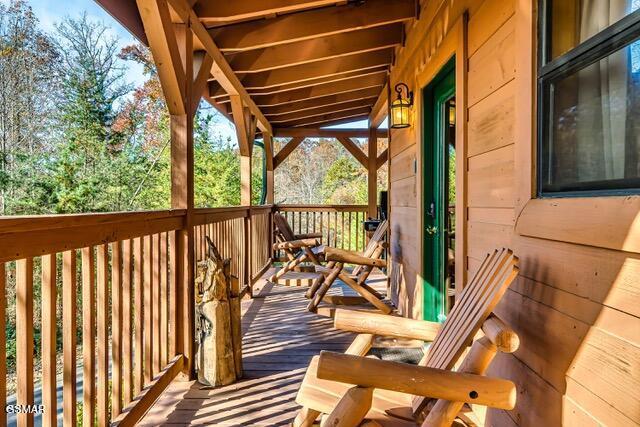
172;22;195;379
367;127;378;219
264;132;275;204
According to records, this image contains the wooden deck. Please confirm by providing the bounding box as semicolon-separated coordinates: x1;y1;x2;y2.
138;269;387;426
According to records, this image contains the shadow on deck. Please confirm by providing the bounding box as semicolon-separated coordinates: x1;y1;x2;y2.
139;269;387;426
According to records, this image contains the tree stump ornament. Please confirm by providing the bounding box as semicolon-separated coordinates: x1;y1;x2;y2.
195;237;241;386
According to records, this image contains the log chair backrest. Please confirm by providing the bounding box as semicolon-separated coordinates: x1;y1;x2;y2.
413;247;519;412
273;212;296;242
351;219;388;277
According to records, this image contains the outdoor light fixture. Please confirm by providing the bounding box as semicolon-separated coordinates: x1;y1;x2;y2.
390;82;413;129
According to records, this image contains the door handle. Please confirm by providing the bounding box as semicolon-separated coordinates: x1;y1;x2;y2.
425;225;438;235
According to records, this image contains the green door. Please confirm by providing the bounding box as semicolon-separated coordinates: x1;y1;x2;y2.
422;59;456;323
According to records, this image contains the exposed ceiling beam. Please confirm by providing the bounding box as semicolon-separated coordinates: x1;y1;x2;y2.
208;50;391;96
336;137;368;167
282;107;372;127
191;51;213;112
262;87;383;116
194;1;340;24
245;73;386;107
369;82;389;129
168;0;271;133
210;0;415;52
273;128;387;138
227;23;403;73
270;99;376;124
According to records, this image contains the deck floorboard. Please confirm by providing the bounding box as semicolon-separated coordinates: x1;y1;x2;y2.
138;268;386;426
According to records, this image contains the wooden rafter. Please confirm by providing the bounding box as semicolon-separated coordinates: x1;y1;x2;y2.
270;99;376;124
337;137;368;168
283;108;371;128
227;24;403;73
241;73;386;107
273;137;305;168
194;0;340;24
273;128;387;139
136;0;186;115
209;50;392;95
167;0;271;133
262;87;382;116
209;0;415;52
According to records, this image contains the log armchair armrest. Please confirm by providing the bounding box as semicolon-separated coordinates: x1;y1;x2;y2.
324;247;387;267
273;238;319;250
333;309;441;342
316;351;517;410
295;232;323;239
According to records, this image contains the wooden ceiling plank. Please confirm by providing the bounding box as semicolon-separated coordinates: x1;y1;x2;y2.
270;99;376;124
273;127;387;138
281;107;372;127
168;0;271;133
136;0;186;115
211;0;415;52
290;113;371;128
337;137;368;168
227;23;404;73
208;50;391;96
248;73;386;107
273;137;305;168
195;1;339;24
262;87;382;116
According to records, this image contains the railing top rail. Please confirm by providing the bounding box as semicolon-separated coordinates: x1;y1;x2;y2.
0;209;187;234
275;204;368;212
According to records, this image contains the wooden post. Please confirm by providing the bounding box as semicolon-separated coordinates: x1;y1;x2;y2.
367;126;377;219
172;22;195;379
264;132;275;204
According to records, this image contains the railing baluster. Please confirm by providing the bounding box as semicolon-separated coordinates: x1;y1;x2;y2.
144;235;153;384
97;244;109;426
16;258;34;427
133;237;143;395
81;246;96;427
169;231;178;358
160;232;168;367
111;241;123;419
41;254;57;427
122;239;133;406
63;250;77;427
153;233;161;375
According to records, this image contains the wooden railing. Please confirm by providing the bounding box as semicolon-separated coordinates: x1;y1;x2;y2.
275;205;369;252
0;206;274;426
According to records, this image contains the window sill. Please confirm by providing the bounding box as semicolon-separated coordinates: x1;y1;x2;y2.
515;195;640;253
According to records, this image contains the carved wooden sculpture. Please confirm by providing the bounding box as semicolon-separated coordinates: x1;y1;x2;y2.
195;237;241;386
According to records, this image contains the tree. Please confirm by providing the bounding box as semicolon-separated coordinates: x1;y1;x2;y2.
0;0;58;215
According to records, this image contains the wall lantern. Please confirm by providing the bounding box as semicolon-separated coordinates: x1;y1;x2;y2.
390;82;414;129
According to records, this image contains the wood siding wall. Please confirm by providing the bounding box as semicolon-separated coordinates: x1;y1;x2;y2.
388;0;640;425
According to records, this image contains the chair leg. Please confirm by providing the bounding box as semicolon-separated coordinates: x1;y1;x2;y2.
307;263;343;312
305;261;335;299
270;253;308;282
293;407;321;427
322;386;373;427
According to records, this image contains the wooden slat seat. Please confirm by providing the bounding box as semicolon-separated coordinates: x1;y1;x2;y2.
294;248;520;427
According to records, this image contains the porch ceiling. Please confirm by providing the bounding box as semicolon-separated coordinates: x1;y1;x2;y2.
95;0;417;129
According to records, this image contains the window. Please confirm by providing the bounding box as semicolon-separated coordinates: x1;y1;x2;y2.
539;0;640;195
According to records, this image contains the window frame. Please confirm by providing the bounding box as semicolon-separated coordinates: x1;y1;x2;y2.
537;1;640;197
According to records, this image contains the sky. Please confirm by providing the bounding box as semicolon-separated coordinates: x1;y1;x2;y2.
2;0;381;144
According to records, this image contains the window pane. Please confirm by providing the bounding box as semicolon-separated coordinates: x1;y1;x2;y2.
550;0;640;60
543;41;640;193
